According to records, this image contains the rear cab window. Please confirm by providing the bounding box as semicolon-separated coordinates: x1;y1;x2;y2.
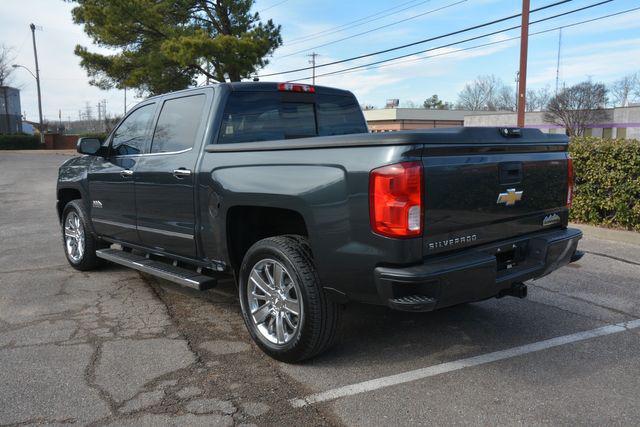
218;89;367;144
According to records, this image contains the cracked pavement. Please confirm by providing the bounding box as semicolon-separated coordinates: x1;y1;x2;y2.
0;152;336;426
2;151;640;426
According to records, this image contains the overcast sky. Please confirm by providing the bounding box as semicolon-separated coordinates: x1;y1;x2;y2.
2;0;639;121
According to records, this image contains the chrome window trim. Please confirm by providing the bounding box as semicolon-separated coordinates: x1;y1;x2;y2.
108;147;193;159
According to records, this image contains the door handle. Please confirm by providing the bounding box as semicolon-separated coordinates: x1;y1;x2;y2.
173;168;192;178
120;169;134;178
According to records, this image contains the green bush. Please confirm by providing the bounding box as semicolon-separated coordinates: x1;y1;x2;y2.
569;137;640;231
77;132;108;141
0;134;41;150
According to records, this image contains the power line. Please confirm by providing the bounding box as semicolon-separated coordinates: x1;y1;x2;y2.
290;5;639;82
292;0;614;81
257;0;575;78
285;0;430;45
277;0;467;59
258;0;290;14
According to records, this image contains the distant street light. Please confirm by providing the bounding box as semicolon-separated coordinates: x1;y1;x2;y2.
12;63;43;143
12;64;36;80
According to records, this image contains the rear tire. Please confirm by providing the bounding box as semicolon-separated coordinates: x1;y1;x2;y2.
61;200;106;271
239;235;339;363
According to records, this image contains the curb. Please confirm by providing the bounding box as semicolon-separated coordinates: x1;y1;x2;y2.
570;222;640;246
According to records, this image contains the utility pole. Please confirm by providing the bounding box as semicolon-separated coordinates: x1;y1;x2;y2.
307;52;319;85
514;71;520;112
30;23;44;144
555;28;562;96
516;0;530;128
124;87;127;115
102;99;107;132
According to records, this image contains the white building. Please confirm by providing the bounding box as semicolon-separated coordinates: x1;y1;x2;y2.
464;106;640;139
363;108;497;132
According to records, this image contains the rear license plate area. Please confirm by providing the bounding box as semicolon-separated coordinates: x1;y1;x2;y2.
495;242;528;271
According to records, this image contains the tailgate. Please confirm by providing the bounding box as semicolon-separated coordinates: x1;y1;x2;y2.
422;128;569;255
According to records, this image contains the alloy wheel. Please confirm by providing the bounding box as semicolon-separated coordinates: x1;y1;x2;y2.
64;211;85;263
246;259;302;345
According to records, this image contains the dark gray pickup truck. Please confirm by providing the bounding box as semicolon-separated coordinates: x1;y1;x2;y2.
57;82;582;362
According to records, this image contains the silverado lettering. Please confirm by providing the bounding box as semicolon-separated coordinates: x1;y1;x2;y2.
428;235;478;250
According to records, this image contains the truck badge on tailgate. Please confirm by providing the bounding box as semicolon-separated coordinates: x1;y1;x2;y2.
543;213;561;227
496;188;523;206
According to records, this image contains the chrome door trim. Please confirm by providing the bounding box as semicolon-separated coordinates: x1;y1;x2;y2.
137;225;194;240
92;218;137;229
92;218;193;240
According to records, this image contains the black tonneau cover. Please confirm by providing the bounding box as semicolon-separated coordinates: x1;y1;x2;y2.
206;127;568;153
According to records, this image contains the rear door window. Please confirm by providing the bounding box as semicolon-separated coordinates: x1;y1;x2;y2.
151;94;206;153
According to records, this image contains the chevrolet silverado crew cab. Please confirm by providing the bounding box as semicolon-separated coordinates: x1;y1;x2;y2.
57;82;583;362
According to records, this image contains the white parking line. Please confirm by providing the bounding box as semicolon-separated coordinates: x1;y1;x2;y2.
290;319;640;408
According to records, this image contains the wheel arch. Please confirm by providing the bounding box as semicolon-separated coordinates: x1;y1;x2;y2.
226;205;309;275
57;187;83;222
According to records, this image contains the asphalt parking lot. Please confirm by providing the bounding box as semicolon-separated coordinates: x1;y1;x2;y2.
1;150;639;426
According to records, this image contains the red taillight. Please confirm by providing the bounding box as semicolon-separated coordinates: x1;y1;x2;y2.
278;83;315;93
369;161;423;238
567;156;574;208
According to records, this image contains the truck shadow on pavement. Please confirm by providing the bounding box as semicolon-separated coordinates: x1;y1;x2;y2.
181;275;601;371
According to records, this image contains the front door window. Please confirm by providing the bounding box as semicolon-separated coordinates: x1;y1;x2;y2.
110;104;156;156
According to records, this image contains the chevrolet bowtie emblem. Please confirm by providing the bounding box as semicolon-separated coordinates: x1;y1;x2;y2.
497;188;523;206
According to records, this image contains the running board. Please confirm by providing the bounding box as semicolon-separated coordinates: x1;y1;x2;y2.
96;248;217;291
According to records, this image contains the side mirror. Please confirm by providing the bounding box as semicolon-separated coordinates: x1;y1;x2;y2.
77;137;102;155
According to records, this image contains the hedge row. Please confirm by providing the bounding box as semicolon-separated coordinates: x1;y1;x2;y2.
0;134;41;150
569;137;640;231
77;132;108;141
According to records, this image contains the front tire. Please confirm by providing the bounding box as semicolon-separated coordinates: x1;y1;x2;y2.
239;236;339;363
61;200;105;271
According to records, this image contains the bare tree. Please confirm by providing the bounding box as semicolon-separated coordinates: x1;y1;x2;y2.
544;81;609;136
457;75;502;110
611;73;639;107
0;45;16;87
495;85;516;112
526;86;551;112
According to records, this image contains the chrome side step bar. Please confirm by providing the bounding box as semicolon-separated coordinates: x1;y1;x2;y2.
96;248;217;291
